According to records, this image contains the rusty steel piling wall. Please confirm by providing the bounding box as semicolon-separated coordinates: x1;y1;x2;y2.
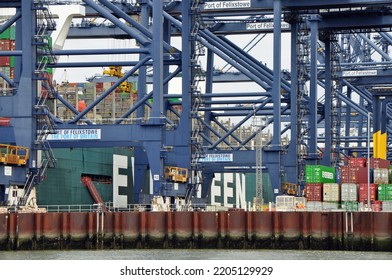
0;211;391;251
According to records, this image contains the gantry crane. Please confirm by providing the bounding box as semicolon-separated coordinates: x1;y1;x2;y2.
2;0;392;207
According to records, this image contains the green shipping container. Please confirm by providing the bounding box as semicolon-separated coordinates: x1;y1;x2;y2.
0;28;10;39
10;56;14;68
10;26;15;40
305;165;336;183
342;201;358;212
378;184;392;201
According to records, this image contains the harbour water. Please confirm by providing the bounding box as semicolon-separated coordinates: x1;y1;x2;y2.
0;249;391;260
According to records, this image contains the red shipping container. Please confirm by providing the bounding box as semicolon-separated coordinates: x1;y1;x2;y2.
10;40;15;51
372;201;382;212
349;158;367;167
368;158;390;169
305;183;323;201
95;82;103;89
0;39;11;50
0;56;10;67
359;183;378;203
341;166;369;184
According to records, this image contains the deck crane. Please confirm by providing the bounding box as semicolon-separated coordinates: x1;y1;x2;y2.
102;66;137;96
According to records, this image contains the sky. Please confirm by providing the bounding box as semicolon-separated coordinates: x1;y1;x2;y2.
54;33;292;83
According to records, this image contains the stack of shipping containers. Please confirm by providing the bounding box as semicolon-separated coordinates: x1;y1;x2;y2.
342;158;391;211
305;158;392;211
305;165;336;210
0;25;14;127
0;25;15;87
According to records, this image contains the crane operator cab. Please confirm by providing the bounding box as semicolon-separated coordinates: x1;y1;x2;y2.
164;166;188;183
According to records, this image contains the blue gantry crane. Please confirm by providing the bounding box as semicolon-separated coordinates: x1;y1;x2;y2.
2;0;392;207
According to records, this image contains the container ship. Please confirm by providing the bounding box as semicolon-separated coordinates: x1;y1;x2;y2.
2;1;392;253
1;144;392;251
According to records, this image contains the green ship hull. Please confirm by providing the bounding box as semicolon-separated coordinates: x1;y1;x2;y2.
36;148;274;207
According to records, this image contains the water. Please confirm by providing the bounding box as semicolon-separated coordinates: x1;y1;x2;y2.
0;249;391;260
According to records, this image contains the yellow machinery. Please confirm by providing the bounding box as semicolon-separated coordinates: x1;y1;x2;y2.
102;66;137;95
0;144;29;166
164;166;188;183
103;66;123;77
281;183;298;196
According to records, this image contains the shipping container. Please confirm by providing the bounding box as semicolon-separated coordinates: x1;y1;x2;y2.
0;28;10;39
382;201;392;211
369;158;390;169
1;67;11;77
378;184;392;201
349;158;367;167
372;201;382;212
9;26;15;40
10;40;15;51
305;165;336;183
305;183;323;201
341;166;370;184
0;56;10;67
323;183;340;202
374;168;389;184
358;183;378;203
342;201;358;211
341;183;358;202
322;202;340;211
0;39;11;50
306;201;323;211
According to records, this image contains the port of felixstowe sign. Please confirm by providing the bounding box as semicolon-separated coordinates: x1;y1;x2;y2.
204;0;251;9
200;153;233;162
47;129;101;140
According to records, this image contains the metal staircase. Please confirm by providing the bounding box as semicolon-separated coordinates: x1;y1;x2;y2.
187;0;206;204
297;18;310;187
34;0;57;178
18;1;57;206
17;172;38;207
330;34;342;168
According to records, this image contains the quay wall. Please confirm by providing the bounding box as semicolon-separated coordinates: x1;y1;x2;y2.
0;211;391;251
